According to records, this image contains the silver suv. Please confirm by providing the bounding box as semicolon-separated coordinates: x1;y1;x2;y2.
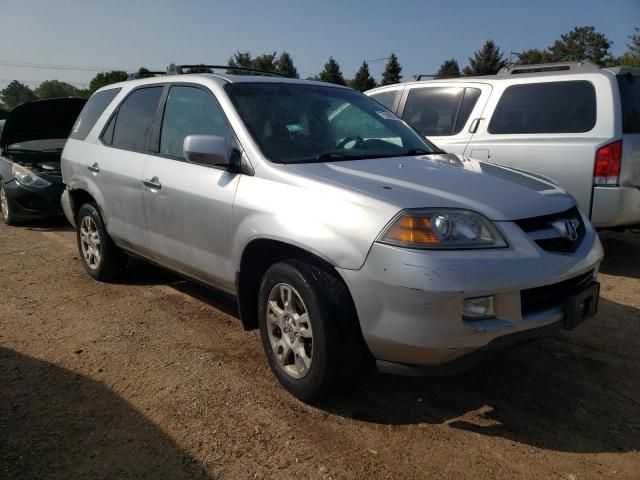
61;70;603;401
367;64;640;229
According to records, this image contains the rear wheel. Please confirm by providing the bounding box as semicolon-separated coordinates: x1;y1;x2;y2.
76;203;127;281
0;182;18;226
257;259;370;402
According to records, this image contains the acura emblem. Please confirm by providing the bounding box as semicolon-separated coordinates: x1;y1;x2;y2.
564;220;578;241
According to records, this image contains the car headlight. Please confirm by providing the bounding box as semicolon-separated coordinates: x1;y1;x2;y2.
12;164;51;188
378;208;507;249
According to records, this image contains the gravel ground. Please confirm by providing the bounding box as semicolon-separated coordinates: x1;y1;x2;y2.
1;220;639;479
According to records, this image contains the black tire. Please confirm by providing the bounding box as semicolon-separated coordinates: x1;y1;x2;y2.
257;259;371;402
76;203;127;281
0;182;18;226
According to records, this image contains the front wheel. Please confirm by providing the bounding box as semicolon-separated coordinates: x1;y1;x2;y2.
0;182;18;226
257;260;369;402
76;203;127;281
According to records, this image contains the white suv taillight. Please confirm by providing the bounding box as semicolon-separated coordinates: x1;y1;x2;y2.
594;140;622;186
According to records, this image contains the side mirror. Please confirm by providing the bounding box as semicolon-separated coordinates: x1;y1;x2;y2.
183;134;230;167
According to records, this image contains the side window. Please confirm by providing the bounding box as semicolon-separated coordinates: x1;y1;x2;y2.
454;88;481;133
109;87;163;151
160;86;231;159
402;87;464;136
488;81;596;134
369;90;399;111
70;88;121;140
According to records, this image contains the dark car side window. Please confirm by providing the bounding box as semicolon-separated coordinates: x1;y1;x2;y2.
402;87;480;136
106;87;163;151
617;74;640;134
159;86;231;159
70;88;121;140
488;81;596;134
369;90;399;112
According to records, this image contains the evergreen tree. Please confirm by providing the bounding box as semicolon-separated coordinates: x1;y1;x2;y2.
435;59;461;79
548;26;612;66
629;27;640;57
618;26;640;67
351;61;376;91
318;56;346;85
1;80;37;109
462;40;506;76
276;52;299;78
515;48;556;65
381;53;402;85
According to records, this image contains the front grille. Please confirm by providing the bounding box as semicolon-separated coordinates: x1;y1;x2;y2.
521;270;594;316
515;206;585;253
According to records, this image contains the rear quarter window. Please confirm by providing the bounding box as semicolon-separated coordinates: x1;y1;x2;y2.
488;81;596;134
70;88;121;140
369;90;399;111
617;74;640;133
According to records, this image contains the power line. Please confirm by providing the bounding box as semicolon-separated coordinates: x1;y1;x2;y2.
0;78;89;88
0;60;121;72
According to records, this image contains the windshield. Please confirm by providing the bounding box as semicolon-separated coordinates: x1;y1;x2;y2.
226;83;440;164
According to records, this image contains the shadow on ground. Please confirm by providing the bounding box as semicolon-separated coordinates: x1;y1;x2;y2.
599;230;640;279
318;297;640;454
21;216;73;232
0;347;214;480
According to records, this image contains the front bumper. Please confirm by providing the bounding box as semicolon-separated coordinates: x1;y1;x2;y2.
337;218;603;372
591;186;640;228
3;179;65;220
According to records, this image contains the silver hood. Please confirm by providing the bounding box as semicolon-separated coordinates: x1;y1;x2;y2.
285;154;575;221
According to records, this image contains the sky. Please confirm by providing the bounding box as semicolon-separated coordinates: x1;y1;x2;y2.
0;0;638;90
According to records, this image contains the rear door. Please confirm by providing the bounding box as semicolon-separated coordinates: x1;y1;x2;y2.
396;82;491;155
91;85;164;252
616;71;640;187
141;84;240;292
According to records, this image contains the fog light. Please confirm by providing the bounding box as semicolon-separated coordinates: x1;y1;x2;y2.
463;296;496;319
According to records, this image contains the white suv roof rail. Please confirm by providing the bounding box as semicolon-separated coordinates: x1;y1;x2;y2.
498;61;600;75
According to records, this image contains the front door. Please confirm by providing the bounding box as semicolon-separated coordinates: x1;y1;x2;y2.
141;85;240;291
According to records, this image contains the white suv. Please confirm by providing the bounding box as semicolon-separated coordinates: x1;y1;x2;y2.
367;64;640;229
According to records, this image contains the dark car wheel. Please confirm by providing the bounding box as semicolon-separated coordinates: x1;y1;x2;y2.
0;182;18;226
257;259;370;402
76;203;127;281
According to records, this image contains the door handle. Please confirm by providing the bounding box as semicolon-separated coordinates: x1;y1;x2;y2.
468;118;482;134
142;176;162;190
87;162;100;173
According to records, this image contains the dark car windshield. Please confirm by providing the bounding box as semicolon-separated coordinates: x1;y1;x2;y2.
226;83;439;164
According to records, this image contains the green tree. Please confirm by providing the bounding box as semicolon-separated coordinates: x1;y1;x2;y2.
463;40;506;76
381;53;402;85
252;53;277;72
617;27;640;67
548;26;613;66
435;58;461;79
1;80;37;109
227;52;254;74
318;56;346;85
351;61;376;91
276;52;299;78
34;80;81;99
88;70;128;94
515;48;556;65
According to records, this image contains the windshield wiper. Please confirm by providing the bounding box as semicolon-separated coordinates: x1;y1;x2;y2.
401;148;447;156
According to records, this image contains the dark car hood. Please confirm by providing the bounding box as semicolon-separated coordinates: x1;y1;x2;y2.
0;97;86;148
286;154;576;221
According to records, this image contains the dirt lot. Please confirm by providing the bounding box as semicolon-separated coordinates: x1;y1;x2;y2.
1;220;639;480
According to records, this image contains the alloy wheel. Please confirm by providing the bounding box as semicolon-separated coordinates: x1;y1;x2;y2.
80;216;101;270
266;283;313;379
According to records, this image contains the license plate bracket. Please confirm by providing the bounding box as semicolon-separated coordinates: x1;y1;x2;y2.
564;282;600;330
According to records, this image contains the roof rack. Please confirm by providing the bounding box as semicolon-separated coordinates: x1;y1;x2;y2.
411;74;437;81
169;64;290;78
126;71;166;80
498;61;599;75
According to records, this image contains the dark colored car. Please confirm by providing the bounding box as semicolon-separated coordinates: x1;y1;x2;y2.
0;97;86;224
